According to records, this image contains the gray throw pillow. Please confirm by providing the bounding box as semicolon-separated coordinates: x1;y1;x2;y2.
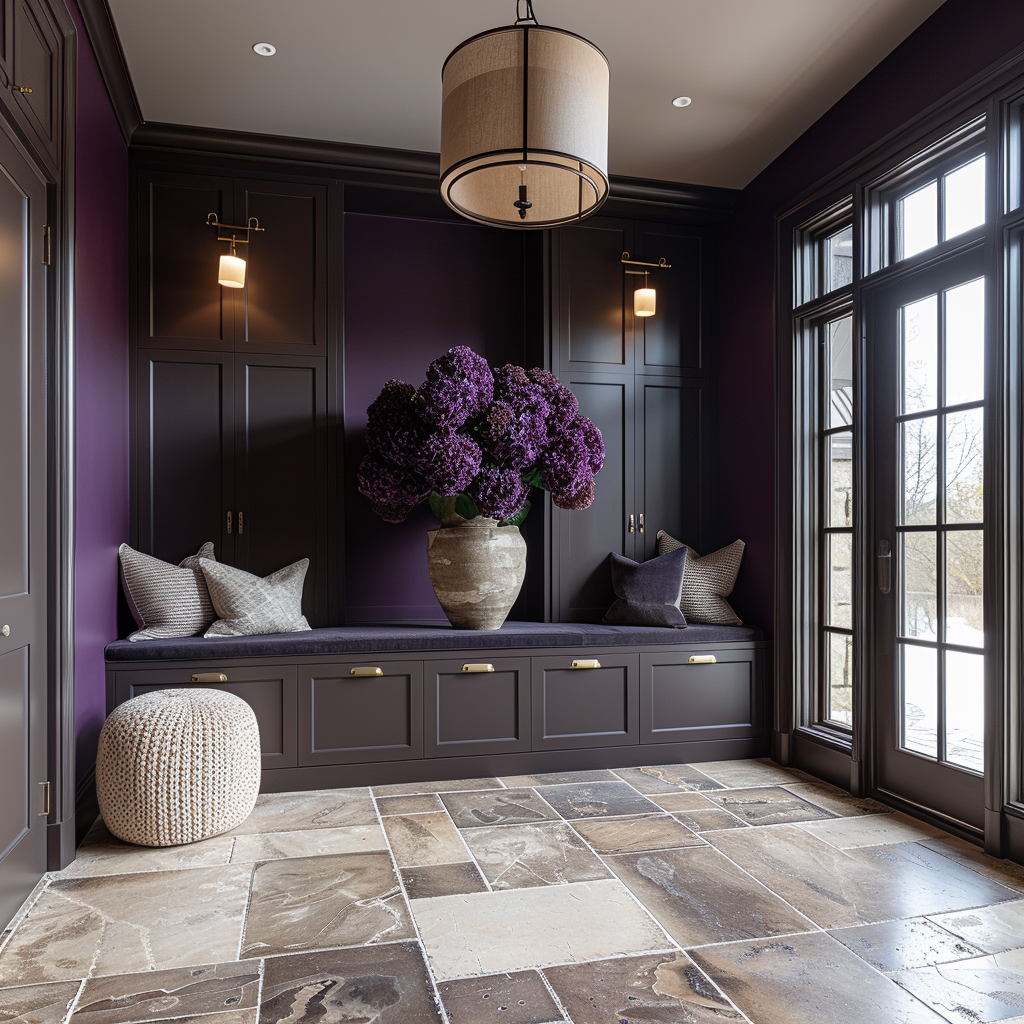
200;558;311;637
119;542;217;642
657;532;745;625
602;547;689;628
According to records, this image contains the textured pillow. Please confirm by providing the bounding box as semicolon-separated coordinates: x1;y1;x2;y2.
119;542;217;642
657;532;745;625
602;547;689;628
200;558;311;637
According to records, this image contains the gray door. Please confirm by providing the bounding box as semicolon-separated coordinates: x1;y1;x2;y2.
0;127;48;927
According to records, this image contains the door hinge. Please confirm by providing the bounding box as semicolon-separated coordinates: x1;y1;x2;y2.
39;781;50;816
238;511;243;535
42;225;51;266
227;510;232;534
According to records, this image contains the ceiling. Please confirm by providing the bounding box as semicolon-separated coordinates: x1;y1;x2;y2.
107;0;948;190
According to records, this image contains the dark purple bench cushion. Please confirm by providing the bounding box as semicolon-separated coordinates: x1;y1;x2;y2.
104;621;765;662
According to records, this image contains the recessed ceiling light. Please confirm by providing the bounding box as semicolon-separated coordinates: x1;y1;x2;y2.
252;42;276;56
672;96;692;108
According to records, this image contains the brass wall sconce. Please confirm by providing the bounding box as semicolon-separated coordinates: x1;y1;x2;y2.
206;213;265;288
621;252;671;317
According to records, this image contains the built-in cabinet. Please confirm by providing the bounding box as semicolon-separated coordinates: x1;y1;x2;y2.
551;218;717;621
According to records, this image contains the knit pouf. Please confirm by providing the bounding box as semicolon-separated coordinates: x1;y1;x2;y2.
96;688;261;847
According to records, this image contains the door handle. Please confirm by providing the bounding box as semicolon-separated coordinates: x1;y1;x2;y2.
878;540;892;595
462;663;495;673
628;514;635;534
570;659;602;669
192;672;228;683
639;513;645;535
350;666;383;677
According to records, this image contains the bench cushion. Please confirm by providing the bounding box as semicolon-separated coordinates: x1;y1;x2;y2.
105;620;765;662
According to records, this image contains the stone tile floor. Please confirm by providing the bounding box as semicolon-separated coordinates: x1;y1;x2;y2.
2;759;1024;1023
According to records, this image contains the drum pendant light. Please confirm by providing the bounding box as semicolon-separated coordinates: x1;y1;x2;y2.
440;0;609;229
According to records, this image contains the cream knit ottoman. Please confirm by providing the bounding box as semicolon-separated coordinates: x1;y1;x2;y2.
96;688;261;846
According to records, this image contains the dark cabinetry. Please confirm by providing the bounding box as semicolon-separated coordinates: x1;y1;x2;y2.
133;171;332;622
552;218;717;620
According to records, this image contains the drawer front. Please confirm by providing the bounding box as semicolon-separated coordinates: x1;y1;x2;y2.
112;666;298;769
424;657;530;757
531;654;639;750
298;660;423;766
640;650;762;744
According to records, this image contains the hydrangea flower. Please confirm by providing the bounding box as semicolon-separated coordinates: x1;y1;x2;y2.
356;452;430;515
365;379;422;468
468;463;530;520
528;368;579;440
488;365;550;468
552;477;596;511
416;430;482;495
578;415;605;475
416;345;494;428
540;417;595;502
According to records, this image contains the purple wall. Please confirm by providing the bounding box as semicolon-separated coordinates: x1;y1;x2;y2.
717;0;1024;634
343;213;527;623
65;0;129;782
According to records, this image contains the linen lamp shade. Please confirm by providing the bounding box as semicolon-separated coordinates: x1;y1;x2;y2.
440;24;609;228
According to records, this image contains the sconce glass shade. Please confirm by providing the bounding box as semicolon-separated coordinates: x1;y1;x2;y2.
440;24;609;228
218;253;246;288
634;286;656;317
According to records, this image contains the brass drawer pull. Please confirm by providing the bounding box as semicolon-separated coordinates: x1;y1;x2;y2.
350;666;383;677
688;655;717;665
191;672;228;682
571;659;602;669
462;663;495;673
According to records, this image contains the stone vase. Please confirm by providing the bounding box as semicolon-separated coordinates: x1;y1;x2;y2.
426;516;526;630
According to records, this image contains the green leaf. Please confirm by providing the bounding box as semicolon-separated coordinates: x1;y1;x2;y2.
428;493;458;522
521;467;544;489
498;499;532;528
454;492;479;521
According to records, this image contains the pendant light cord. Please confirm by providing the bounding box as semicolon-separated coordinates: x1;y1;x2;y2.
515;0;538;25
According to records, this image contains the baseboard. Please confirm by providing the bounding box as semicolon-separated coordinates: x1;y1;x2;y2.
74;766;99;848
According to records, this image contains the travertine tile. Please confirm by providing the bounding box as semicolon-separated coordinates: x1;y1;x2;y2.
57;822;233;878
797;810;942;848
692;931;946;1023
438;970;563;1024
891;948;1024;1023
688;758;810;788
920;837;1024;893
229;824;388;863
707;827;1019;929
831;917;983;971
372;778;503;797
462;822;610;889
226;788;376;835
649;792;717;812
72;961;260;1024
570;814;705;854
259;942;442;1024
0;981;81;1024
0;866;253;986
613;765;723;794
381;812;470;867
400;862;489;900
411;879;672;980
929;902;1024;954
131;1013;257;1024
708;786;836;826
545;951;744;1023
376;794;445;816
240;852;413;957
535;781;662;820
604;847;812;947
671;808;749;832
782;781;890;817
440;789;559;829
499;770;619;788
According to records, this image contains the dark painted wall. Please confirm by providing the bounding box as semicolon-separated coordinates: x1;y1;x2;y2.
717;0;1024;636
65;0;129;782
343;213;529;623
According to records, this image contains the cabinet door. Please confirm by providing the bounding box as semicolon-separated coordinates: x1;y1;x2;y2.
298;661;423;765
555;373;634;621
640;650;762;744
233;355;328;625
137;171;236;350
424;658;530;757
555;218;634;374
634;375;714;561
113;666;299;769
532;654;638;750
634;226;705;375
0;0;13;89
234;180;328;355
136;350;234;565
10;0;58;169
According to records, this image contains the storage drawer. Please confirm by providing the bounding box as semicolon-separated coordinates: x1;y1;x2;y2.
112;665;298;769
298;660;423;766
531;654;639;750
424;657;530;757
640;649;762;744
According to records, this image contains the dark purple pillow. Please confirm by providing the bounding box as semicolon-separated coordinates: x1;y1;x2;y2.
602;547;689;628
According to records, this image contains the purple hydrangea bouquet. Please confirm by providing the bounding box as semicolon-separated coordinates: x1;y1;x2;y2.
357;346;605;527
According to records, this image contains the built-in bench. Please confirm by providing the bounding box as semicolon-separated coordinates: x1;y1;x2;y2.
105;622;771;790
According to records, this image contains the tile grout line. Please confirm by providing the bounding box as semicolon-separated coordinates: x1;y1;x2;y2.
534;965;573;1023
59;977;87;1024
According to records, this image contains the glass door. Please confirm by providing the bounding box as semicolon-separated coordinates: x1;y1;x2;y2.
871;247;986;830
